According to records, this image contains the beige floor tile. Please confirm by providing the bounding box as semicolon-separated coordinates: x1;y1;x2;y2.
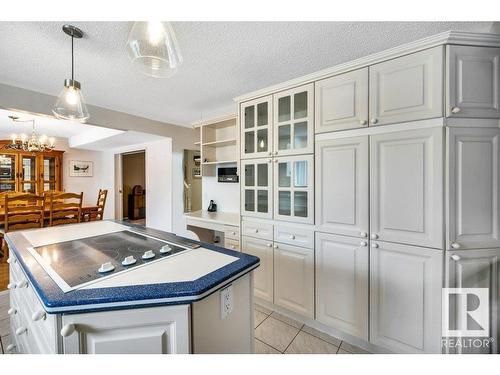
340;341;370;354
271;311;304;329
0;318;10;337
301;325;342;347
1;335;12;354
254;309;268;328
285;331;338;354
254;339;280;354
255;316;299;352
337;348;352;354
254;303;273;316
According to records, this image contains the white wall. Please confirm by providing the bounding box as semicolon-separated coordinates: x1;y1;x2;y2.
202;175;240;213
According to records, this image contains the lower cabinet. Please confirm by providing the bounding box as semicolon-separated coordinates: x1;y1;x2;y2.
370;241;443;353
315;232;368;340
241;236;274;302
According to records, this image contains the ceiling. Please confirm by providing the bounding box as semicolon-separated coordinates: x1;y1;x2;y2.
0;22;494;127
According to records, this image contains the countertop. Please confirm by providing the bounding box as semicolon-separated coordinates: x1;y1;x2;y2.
184;210;240;227
5;221;259;314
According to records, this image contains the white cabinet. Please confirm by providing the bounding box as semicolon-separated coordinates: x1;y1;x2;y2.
273;84;314;155
370;127;443;249
446;46;500;118
241;236;274;302
241;159;273;219
61;305;190;354
273;242;314;318
446;249;500;354
315;135;369;237
273;155;314;224
370;242;442;353
369;46;443;126
315;68;369;133
316;233;368;340
240;96;273;159
447;127;500;250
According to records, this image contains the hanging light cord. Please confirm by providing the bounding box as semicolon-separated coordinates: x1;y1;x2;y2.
71;34;74;83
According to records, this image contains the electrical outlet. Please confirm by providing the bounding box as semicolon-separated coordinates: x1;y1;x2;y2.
220;284;233;320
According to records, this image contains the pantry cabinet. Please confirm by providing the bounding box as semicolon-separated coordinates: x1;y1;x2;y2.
370;127;443;249
315;135;369;238
241;159;273;219
241;236;274;302
447;127;500;250
240;96;273;159
273;84;314;155
369;46;443;126
446;46;500;119
273;242;314;318
370;241;442;354
316;233;369;340
315;68;369;133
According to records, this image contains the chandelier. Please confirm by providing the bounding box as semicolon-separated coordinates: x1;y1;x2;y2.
7;116;55;153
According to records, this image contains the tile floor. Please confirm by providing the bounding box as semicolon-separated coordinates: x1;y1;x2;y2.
0;291;10;354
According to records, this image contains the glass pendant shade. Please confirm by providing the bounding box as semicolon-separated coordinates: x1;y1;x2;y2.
127;21;183;78
53;79;90;122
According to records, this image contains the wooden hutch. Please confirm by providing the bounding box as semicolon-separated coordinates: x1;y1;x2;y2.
0;140;64;194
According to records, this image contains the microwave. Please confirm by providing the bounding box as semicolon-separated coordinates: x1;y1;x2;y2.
218;167;239;183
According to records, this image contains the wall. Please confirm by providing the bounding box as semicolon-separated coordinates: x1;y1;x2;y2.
122;152;146;218
202;165;240;213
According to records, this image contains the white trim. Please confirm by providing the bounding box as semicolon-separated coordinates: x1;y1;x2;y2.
191;113;237;128
233;31;500;103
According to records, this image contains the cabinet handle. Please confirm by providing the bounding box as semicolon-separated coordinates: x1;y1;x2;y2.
274;151;278;156
8;307;17;315
267;243;273;247
360;241;367;247
17;280;28;288
451;106;461;114
360;232;367;238
254;229;259;233
7;283;16;290
15;327;27;336
231;232;236;236
268;152;272;156
6;344;16;352
451;254;461;261
32;310;46;322
370;118;378;125
230;245;235;250
451;242;461;249
268;159;272;163
274;159;278;163
273;244;279;249
359;120;367;126
370;233;378;240
289;234;296;240
371;243;379;248
6;258;10;264
60;324;76;337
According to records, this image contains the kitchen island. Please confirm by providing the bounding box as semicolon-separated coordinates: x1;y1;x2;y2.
4;221;259;354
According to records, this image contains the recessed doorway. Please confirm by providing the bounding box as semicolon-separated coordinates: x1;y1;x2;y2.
121;150;146;225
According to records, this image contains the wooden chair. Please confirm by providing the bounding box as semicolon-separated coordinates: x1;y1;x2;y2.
83;189;108;222
48;192;83;227
0;192;28;261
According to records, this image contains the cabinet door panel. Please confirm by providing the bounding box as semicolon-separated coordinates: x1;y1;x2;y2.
370;127;443;248
241;159;273;219
369;46;443;126
316;233;368;339
315;135;368;237
241;236;274;302
447;46;500;118
370;242;442;353
446;249;500;354
447;128;500;250
240;96;273;159
315;68;369;133
274;242;314;318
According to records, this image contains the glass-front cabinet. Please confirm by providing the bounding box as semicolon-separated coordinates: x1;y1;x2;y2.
42;156;59;192
19;154;38;193
273;84;314;156
273;155;314;224
240;96;273;159
241;159;273;219
0;154;17;193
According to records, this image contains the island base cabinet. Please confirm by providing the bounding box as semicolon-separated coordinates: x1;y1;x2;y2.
315;232;368;340
370;242;442;353
61;305;190;354
445;249;500;354
241;236;274;303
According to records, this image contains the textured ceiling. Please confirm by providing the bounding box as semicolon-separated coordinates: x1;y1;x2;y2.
0;22;493;127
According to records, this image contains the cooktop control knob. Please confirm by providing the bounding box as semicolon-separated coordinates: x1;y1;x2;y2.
122;256;137;266
98;262;115;273
142;250;155;260
160;244;172;254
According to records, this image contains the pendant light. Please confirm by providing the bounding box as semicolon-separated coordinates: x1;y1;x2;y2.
126;22;183;78
53;24;90;122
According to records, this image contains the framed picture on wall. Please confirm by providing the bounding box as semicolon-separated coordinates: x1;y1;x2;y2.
69;160;93;177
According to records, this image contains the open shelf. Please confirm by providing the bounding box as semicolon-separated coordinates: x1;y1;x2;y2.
202;138;237;148
202;160;238;165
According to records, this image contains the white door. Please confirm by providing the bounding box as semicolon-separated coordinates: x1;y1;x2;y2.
273;155;314;224
370;127;444;249
240;96;273;159
369;46;443;126
370;241;443;354
445;249;500;354
447;127;500;250
315;68;369;133
61;305;189;354
273;242;314;318
315;135;369;238
446;45;500;118
316;232;369;339
241;159;273;219
241;236;274;302
273;83;314;156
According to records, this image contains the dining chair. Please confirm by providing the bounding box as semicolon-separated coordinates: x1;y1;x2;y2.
0;191;28;261
48;192;83;227
83;189;108;222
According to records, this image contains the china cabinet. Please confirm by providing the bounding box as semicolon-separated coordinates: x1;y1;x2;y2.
240;96;273;159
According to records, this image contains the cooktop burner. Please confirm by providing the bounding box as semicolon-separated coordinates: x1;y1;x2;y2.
32;230;189;291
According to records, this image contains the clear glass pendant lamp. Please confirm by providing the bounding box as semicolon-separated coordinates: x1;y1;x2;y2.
126;22;183;78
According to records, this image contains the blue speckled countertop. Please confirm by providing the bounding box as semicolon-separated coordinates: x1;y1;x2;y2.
5;222;259;314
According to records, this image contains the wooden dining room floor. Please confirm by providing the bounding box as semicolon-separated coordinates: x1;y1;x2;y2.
0;262;8;291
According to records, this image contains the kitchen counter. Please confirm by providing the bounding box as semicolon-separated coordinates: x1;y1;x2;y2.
184;210;239;227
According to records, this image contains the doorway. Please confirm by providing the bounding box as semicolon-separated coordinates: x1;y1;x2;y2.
183;149;202;213
121;150;146;225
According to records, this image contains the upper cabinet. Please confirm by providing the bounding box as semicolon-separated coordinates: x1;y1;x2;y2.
273;84;314;156
315;68;369;133
369;46;443;126
241;158;273;219
446;46;500;119
240;96;273;159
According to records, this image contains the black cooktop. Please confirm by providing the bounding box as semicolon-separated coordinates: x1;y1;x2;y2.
33;230;188;289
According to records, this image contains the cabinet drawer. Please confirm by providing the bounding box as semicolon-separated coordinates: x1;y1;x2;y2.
274;225;314;249
224;238;240;251
241;220;273;240
224;226;240;240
